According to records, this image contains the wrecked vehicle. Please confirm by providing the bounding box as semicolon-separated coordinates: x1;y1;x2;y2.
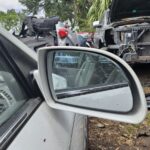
14;16;78;51
93;0;150;63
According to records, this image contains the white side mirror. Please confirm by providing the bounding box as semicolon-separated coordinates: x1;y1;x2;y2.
36;46;147;124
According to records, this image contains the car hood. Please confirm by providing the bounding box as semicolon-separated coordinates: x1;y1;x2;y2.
110;0;150;22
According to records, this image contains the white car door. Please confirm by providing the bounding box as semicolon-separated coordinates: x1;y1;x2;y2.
0;30;86;150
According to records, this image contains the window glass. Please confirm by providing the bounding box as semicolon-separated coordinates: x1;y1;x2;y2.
51;51;128;91
0;51;27;126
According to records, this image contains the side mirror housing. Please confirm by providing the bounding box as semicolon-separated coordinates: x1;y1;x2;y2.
36;46;147;124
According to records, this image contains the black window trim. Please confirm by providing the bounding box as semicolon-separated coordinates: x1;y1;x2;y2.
0;38;42;148
0;40;33;97
56;82;129;99
0;98;41;150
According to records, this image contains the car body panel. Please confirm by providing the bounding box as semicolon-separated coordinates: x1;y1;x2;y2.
93;1;150;64
110;0;150;22
7;102;76;150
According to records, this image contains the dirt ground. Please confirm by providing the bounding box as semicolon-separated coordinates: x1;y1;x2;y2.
88;64;150;150
88;115;150;150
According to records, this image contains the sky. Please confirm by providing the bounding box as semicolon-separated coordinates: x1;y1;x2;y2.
0;0;25;12
0;0;45;16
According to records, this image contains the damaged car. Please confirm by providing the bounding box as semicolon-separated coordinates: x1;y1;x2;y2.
93;0;150;63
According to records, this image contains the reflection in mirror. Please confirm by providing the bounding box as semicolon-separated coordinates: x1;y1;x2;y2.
47;50;133;113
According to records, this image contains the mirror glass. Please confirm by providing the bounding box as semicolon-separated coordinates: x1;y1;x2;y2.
47;50;133;112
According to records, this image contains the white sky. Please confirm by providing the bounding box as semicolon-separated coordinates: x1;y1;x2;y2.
0;0;25;12
0;0;45;16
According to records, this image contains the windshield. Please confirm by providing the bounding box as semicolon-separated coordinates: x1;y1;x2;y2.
110;0;150;22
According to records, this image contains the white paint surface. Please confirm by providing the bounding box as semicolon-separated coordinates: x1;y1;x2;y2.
7;102;77;150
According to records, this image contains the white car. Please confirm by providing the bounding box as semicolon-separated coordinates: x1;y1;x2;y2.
0;27;147;150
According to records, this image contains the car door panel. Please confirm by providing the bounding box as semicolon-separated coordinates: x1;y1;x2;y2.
7;102;76;150
70;114;87;150
0;29;87;150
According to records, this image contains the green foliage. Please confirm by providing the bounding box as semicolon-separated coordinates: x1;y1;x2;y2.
87;0;111;25
44;0;73;21
0;0;112;32
19;0;111;31
19;0;74;20
19;0;41;15
0;9;23;31
73;0;92;30
19;0;92;31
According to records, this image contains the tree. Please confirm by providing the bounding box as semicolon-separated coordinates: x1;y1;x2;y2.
73;0;92;30
0;9;22;31
19;0;41;15
19;0;73;20
43;0;92;29
19;0;93;31
44;0;73;19
87;0;111;25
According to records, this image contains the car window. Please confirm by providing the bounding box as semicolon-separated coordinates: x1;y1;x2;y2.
54;51;81;68
52;51;128;91
0;50;27;126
